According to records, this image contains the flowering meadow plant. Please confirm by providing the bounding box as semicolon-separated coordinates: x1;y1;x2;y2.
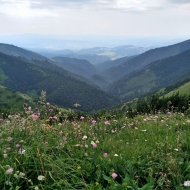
0;97;190;189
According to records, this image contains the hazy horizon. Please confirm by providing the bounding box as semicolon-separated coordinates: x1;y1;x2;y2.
0;33;188;51
0;0;190;50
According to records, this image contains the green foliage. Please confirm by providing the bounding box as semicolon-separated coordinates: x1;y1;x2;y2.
0;52;119;112
52;57;99;78
0;97;190;189
106;46;190;101
0;85;36;112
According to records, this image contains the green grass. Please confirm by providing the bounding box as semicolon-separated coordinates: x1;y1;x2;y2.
164;81;190;97
1;102;190;189
0;86;36;111
0;69;8;84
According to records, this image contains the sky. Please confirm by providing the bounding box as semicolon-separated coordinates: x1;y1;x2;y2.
0;0;190;49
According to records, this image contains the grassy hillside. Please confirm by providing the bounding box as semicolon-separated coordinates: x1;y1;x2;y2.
0;85;35;111
164;82;190;97
106;48;190;101
1;104;190;189
0;52;119;112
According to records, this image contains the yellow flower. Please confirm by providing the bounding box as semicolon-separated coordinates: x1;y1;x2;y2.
77;166;81;170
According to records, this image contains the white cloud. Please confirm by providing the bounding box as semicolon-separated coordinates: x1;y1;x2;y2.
0;0;189;39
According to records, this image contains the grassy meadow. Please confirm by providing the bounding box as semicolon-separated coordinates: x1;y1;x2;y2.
1;95;190;189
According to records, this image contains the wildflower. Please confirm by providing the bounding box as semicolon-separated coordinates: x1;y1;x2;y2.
46;102;50;106
14;173;18;178
19;172;25;178
5;181;12;186
82;135;87;140
32;114;38;120
18;148;25;154
74;144;80;146
74;103;81;107
111;173;118;179
187;120;190;123
111;129;116;133
3;154;7;158
174;148;179;151
84;153;88;156
104;121;110;125
0;118;3;123
37;175;45;181
92;120;96;123
77;166;81;170
114;154;118;157
103;153;108;158
16;144;20;148
53;116;57;119
23;103;28;108
91;141;95;145
167;112;171;115
49;108;54;112
80;116;84;120
92;143;97;148
7;137;13;142
5;168;13;174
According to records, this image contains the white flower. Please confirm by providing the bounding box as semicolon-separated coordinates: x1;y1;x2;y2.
19;172;25;178
91;141;95;145
82;135;87;140
114;154;118;157
38;175;45;181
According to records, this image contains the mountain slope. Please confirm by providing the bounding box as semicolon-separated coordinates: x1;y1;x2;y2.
102;39;190;84
0;85;36;111
52;57;99;78
96;55;137;71
106;48;190;100
0;52;119;111
161;78;190;97
0;43;50;61
63;53;111;65
76;45;151;59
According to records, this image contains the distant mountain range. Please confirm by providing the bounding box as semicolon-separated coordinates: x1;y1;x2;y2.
105;39;190;100
1;39;190;112
95;39;190;85
35;45;151;64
